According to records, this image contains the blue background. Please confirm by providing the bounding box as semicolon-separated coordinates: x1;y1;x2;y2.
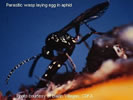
0;0;133;94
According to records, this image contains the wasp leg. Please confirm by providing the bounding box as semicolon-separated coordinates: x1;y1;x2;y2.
75;24;90;49
76;33;93;44
79;34;91;49
77;22;104;44
75;24;80;36
84;22;104;35
65;53;76;72
56;51;76;72
84;22;96;33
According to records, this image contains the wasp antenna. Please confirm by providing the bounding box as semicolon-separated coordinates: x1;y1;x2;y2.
6;54;42;84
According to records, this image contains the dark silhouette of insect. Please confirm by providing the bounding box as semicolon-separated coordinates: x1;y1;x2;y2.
6;1;109;87
83;24;133;73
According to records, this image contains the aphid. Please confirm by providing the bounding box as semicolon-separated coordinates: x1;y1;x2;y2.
83;24;133;73
6;1;109;86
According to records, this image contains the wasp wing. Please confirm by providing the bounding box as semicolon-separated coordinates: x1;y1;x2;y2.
61;1;109;32
82;0;110;23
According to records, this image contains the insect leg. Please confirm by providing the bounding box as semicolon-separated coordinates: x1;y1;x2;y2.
76;33;93;44
84;22;104;35
79;34;91;49
55;51;76;72
65;53;76;72
84;22;96;32
75;24;90;49
75;24;80;36
77;22;104;44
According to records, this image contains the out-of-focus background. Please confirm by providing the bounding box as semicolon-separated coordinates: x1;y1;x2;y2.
0;0;133;94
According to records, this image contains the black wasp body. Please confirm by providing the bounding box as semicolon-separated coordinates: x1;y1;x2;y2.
40;32;76;80
43;32;76;61
6;1;109;87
